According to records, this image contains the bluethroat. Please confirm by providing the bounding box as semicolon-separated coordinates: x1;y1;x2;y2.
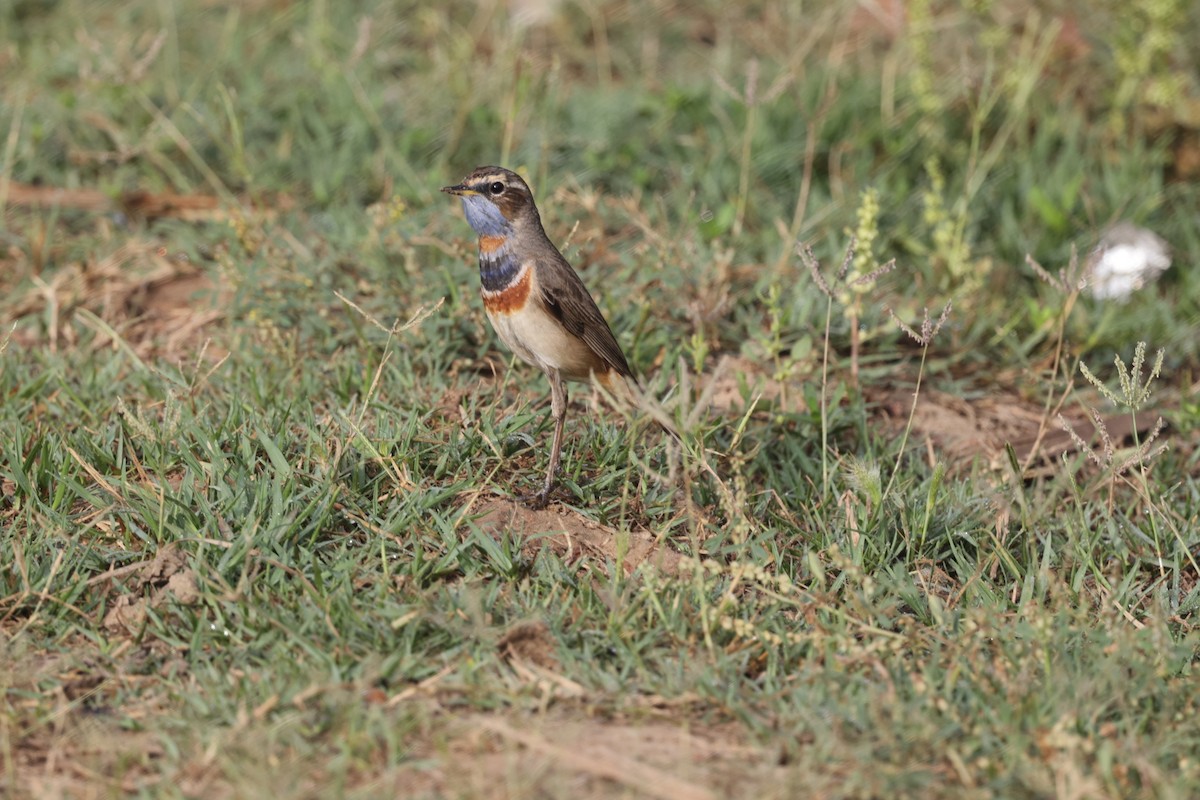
443;166;636;508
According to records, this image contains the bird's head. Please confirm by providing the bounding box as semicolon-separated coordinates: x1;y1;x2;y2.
442;166;537;237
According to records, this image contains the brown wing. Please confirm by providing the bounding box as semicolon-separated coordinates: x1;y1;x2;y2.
538;251;634;379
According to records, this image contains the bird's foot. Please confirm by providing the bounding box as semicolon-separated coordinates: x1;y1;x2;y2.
522;478;558;510
523;487;552;510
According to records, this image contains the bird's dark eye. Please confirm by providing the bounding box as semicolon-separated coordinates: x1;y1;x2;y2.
489;182;505;195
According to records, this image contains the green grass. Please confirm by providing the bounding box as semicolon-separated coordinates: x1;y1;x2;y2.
3;1;1200;797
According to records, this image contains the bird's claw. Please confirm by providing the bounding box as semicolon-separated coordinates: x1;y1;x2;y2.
523;475;558;509
524;489;551;510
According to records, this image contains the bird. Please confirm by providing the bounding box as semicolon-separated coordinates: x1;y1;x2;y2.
442;166;637;508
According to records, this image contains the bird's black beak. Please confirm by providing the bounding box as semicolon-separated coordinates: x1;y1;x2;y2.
441;183;475;196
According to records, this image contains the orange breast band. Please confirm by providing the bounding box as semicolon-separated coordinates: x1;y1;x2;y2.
482;267;532;315
479;235;507;254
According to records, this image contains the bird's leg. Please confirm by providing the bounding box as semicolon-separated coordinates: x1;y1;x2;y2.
529;369;567;509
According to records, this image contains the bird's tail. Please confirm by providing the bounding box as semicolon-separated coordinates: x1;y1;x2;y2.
596;370;682;443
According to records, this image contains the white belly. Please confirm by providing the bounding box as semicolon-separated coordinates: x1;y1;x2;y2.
487;303;600;380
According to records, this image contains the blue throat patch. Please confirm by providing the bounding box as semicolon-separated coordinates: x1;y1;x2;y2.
460;195;511;237
460;195;519;292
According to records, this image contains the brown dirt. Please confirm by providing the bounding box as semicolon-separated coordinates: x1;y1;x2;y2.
378;709;781;800
95;544;202;635
2;237;228;360
873;386;1165;476
470;497;686;575
702;354;805;415
699;353;1171;478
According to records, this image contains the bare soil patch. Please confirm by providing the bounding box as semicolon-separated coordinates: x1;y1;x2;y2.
470;497;685;575
698;353;1171;477
873;386;1165;476
385;708;781;800
2;236;228;360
